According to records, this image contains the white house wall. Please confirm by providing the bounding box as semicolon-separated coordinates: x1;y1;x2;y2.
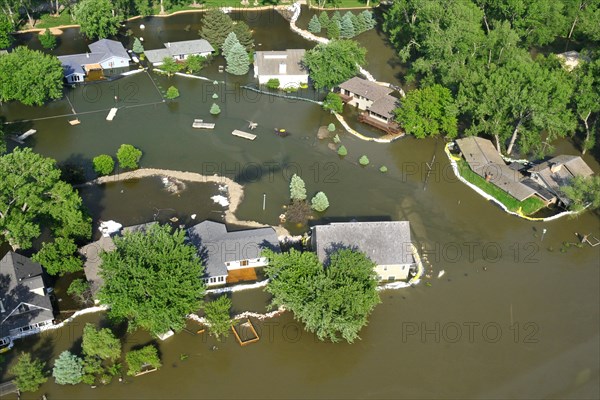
257;74;308;87
342;89;374;110
225;257;269;271
99;56;130;69
374;264;411;281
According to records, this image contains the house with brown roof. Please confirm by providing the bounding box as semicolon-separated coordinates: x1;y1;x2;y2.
254;49;308;88
337;77;401;134
528;155;595;207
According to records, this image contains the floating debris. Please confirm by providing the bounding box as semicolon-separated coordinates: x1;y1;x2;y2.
161;176;186;194
437;270;445;278
211;195;229;207
99;220;122;237
274;128;290;137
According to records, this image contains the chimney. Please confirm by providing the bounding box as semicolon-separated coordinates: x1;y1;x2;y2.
550;163;562;173
86;52;89;58
279;62;287;74
166;42;171;48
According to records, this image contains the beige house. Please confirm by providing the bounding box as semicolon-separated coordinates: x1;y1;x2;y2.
311;221;415;281
254;49;308;88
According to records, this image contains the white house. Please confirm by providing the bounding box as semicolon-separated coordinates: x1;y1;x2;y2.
254;49;308;88
311;221;415;281
145;39;215;66
0;252;55;341
187;221;280;286
57;39;130;84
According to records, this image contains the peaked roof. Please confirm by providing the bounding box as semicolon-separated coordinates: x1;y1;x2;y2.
312;221;413;266
145;39;214;64
57;39;129;76
338;77;393;102
0;252;53;337
254;49;307;76
88;39;130;59
369;95;400;119
187;221;280;279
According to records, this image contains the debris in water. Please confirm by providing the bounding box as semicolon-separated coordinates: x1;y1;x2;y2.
211;195;229;207
191;214;197;220
437;270;445;278
99;220;122;237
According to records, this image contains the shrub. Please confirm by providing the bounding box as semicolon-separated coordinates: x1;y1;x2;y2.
286;200;311;225
204;295;232;340
126;345;161;376
266;78;280;89
166;86;180;100
93;154;114;176
311;192;329;212
133;37;144;53
185;54;204;73
333;134;340;144
308;14;321;34
327;123;336;132
323;92;343;114
210;103;221;115
379;165;388;173
359;155;370;166
39;29;57;49
52;351;83;385
116;144;142;169
212;93;219;99
67;279;92;305
337;145;347;156
289;174;307;201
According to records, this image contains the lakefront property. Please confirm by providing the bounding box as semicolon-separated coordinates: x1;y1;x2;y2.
144;39;215;66
253;49;308;88
57;39;131;83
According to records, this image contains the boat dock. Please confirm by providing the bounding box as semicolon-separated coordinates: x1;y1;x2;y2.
0;380;17;396
106;108;118;121
231;129;256;140
192;119;215;129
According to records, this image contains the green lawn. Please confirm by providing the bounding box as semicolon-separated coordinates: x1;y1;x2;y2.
35;10;74;29
308;0;378;8
457;159;546;215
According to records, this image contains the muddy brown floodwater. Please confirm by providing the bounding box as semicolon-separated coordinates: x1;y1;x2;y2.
1;8;599;399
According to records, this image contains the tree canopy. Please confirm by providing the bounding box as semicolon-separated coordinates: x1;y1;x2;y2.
116;144;142;169
125;345;161;376
264;248;380;343
10;353;47;392
74;0;120;39
0;148;91;250
561;175;600;212
32;237;83;276
0;47;64;106
303;40;367;89
203;295;232;341
98;224;205;336
0;13;14;49
199;9;234;50
82;323;122;361
225;43;249;76
52;351;83;385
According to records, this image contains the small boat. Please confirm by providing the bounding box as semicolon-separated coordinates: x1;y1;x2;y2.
274;128;290;137
0;337;13;353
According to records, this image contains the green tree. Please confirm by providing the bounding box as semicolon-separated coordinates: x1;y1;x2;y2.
67;278;92;305
0;47;64;106
359;155;369;166
210;103;221;115
39;29;57;50
125;345;161;376
323;92;343;113
289;174;307;201
263;248;380;343
225;43;249;76
166;86;180;100
10;353;47;392
0;13;13;49
267;78;280;89
199;9;234;50
327;20;340;39
561;175;600;212
203;295;232;341
361;10;375;29
74;0;119;40
133;37;144;53
221;32;240;59
160;57;182;76
318;11;330;28
0;148;91;250
116;144;142;169
571;59;600;154
52;351;84;385
82;323;121;361
303;40;367;89
32;237;83;276
99;224;205;336
308;15;322;34
328;123;336;132
93;154;115;176
340;12;356;38
337;145;347;156
395;84;458;139
232;21;254;52
311;192;329;212
185;55;204;73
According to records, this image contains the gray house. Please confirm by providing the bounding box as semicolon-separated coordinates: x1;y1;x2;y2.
311;221;415;281
57;39;130;83
0;252;54;340
187;221;280;286
145;39;215;66
254;49;308;88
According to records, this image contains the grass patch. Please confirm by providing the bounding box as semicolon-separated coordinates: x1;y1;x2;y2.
308;0;378;8
457;159;545;215
35;10;74;29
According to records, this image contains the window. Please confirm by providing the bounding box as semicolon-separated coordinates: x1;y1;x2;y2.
240;260;249;267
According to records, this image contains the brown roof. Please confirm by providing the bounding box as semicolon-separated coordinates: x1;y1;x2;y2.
369;95;400;119
79;236;115;297
254;49;307;76
528;155;594;176
338;77;393;102
528;155;594;205
455;136;537;201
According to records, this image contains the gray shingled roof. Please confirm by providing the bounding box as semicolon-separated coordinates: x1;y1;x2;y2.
338;77;393;102
145;39;214;64
254;49;307;76
58;39;129;77
455;136;537;201
1;252;54;337
187;221;280;279
369;95;400;119
312;221;413;266
88;39;129;60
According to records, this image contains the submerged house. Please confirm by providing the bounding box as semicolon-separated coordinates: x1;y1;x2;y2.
528;155;595;207
254;49;308;88
311;221;415;281
145;39;215;66
0;252;55;340
337;77;401;134
187;221;280;286
58;39;130;83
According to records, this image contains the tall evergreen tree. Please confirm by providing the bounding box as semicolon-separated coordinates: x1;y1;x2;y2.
308;14;322;34
225;43;249;76
199;9;234;50
232;21;254;52
327;20;341;40
318;11;330;28
0;13;13;49
340;13;356;38
221;32;240;59
360;10;375;30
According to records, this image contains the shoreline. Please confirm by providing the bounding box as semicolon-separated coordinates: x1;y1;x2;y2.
76;168;291;237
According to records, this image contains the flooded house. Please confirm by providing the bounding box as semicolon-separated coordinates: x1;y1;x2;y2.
57;39;131;83
145;39;215;66
253;49;308;88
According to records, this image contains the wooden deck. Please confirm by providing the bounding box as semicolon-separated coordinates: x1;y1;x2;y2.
358;112;401;135
338;92;353;103
106;108;118;121
192;119;215;129
232;129;257;140
226;267;258;284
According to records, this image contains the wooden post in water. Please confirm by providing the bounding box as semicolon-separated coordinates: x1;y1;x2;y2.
262;193;266;211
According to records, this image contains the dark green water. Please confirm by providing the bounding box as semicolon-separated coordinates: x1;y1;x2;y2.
1;8;599;399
